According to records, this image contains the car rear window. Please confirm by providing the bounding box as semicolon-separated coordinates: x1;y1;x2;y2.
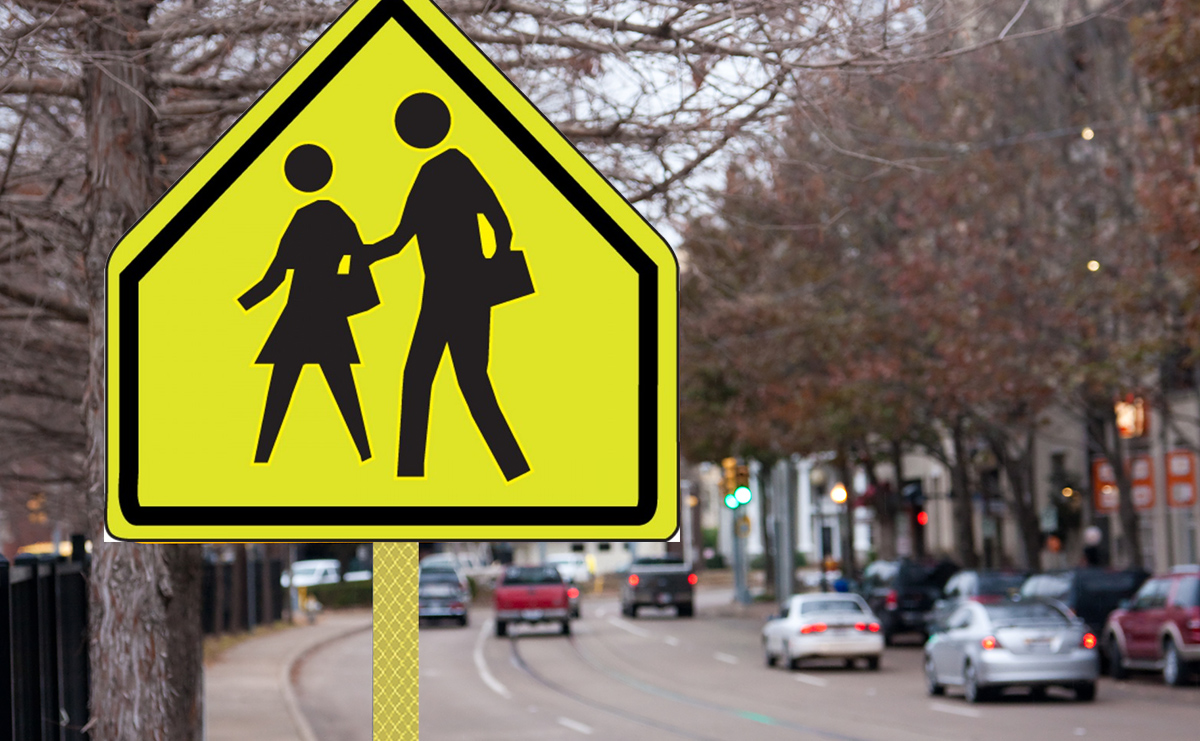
801;599;865;615
978;573;1026;595
1077;570;1145;595
503;567;563;585
985;602;1070;625
632;556;684;566
420;572;461;586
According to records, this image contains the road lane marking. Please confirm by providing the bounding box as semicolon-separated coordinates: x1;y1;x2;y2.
664;636;680;646
474;619;512;699
792;673;828;687
557;717;595;735
929;702;980;718
714;652;739;664
607;616;654;639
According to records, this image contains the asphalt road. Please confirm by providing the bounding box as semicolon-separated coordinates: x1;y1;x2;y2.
419;590;1200;740
295;626;373;741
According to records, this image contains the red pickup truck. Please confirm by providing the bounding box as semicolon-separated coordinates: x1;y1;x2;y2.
493;565;572;637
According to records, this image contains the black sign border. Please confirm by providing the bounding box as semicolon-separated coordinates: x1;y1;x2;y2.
114;0;665;532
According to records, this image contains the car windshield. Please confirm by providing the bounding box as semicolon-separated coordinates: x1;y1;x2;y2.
1077;570;1145;595
1176;577;1200;608
985;602;1069;625
801;599;865;614
503;567;562;585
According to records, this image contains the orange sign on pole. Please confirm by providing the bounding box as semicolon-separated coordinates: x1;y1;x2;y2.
1092;458;1118;513
1166;450;1198;509
1130;454;1155;511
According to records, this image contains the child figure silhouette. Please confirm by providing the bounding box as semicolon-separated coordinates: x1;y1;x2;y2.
238;143;381;464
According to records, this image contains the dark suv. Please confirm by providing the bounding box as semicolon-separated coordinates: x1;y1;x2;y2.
1019;568;1148;637
1103;565;1200;685
860;559;957;645
925;569;1028;632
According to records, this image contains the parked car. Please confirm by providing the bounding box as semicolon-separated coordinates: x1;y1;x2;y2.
493;565;572;636
1103;565;1200;686
418;569;470;626
860;559;957;644
620;555;696;618
280;559;341;588
762;593;884;670
926;570;1028;632
1020;567;1148;661
419;558;470;592
924;599;1100;703
546;552;592;585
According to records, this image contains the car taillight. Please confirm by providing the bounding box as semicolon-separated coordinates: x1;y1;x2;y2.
981;635;1000;650
800;622;827;634
688;573;698;586
628;574;639;587
1081;633;1097;650
855;622;866;631
868;622;880;632
885;590;898;610
567;587;579;599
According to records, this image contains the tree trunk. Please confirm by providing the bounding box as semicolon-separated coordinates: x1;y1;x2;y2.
757;461;775;600
835;448;857;580
950;418;979;568
82;3;204;738
990;429;1041;571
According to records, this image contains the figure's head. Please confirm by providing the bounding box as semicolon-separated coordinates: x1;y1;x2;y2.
285;144;333;192
395;93;450;149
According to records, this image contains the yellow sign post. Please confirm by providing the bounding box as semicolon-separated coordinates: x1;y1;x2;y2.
106;0;678;543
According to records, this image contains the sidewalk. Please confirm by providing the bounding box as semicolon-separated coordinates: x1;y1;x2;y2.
204;608;372;741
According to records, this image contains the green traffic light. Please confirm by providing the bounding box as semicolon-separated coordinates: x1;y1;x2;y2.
724;493;740;509
733;485;752;505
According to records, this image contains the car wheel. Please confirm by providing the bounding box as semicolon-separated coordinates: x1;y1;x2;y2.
1106;635;1128;680
964;662;988;704
764;642;777;667
678;603;694;618
561;620;571;636
1164;639;1189;687
458;615;468;628
925;655;944;696
866;656;880;671
1074;682;1096;702
495;620;507;637
843;658;856;670
785;642;802;671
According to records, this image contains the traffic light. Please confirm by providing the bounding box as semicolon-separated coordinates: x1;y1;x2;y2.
721;458;753;509
733;465;752;506
901;479;925;508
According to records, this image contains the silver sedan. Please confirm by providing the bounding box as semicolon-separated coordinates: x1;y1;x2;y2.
762;593;885;670
924;599;1099;702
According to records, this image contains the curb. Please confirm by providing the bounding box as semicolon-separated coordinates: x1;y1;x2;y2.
279;617;373;741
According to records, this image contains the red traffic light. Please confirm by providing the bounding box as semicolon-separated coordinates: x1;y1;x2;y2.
916;511;929;526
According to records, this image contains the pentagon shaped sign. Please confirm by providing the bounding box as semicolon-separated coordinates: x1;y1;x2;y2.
106;0;678;541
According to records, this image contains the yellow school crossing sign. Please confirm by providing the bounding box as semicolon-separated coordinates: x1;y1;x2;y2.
106;0;678;541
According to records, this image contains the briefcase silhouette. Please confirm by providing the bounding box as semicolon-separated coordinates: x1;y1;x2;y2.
487;248;534;306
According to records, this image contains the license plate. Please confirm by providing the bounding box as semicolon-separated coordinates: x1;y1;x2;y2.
521;609;544;620
1026;637;1053;652
657;593;673;604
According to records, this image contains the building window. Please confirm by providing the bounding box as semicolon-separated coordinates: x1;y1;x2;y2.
598;542;611;552
571;543;585;552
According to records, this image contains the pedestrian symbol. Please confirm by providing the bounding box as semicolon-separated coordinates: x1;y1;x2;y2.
106;0;677;541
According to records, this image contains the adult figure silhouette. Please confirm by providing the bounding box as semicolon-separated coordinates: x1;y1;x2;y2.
238;143;378;464
373;92;530;481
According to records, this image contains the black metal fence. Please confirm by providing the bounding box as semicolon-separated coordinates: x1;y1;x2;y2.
201;557;286;635
1;553;90;741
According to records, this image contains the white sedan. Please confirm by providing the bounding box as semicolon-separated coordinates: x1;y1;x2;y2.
762;593;885;670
